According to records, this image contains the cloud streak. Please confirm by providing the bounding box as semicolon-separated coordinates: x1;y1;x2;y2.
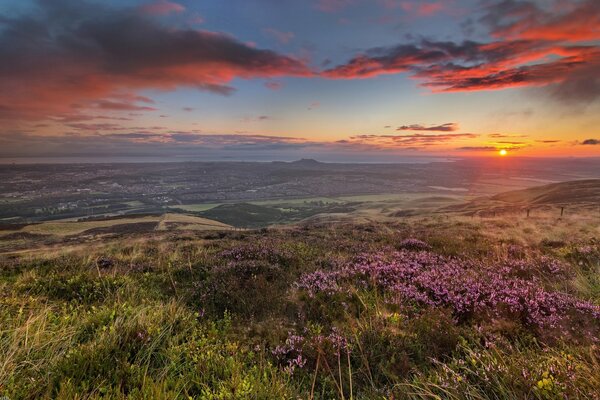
348;132;478;147
582;139;599;145
397;123;458;132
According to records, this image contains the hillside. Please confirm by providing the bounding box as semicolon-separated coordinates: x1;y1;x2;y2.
1;206;600;399
445;179;600;215
0;213;231;253
490;179;600;205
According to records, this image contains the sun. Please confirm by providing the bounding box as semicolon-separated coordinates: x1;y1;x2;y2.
499;149;508;156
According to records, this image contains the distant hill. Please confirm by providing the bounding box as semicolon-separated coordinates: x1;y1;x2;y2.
490;179;600;205
289;158;322;166
445;179;600;214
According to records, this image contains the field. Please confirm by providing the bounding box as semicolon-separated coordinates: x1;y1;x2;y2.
0;214;231;254
3;158;599;224
1;180;599;399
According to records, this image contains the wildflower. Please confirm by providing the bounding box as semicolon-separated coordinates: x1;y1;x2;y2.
295;249;600;335
399;238;431;251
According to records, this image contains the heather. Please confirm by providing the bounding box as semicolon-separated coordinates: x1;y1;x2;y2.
1;219;599;399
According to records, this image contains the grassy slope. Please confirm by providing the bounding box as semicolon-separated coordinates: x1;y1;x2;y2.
1;210;599;399
445;179;600;215
1;181;600;399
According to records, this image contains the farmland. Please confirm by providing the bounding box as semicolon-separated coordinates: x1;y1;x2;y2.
2;158;599;224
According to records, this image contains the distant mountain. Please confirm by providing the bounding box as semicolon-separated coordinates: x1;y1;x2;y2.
289;158;322;166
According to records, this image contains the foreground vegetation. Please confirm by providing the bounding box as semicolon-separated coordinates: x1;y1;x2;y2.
1;214;599;399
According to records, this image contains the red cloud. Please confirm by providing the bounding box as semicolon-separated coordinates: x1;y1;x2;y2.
0;1;311;122
487;0;600;42
400;1;444;16
139;0;185;16
323;0;600;102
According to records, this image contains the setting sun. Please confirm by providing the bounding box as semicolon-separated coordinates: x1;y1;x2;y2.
499;149;508;156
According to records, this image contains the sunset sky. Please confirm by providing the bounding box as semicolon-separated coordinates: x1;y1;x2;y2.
0;0;599;161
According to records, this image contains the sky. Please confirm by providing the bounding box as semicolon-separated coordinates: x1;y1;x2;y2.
0;0;599;161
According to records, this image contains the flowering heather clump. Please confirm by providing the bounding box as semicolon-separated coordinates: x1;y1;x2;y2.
272;328;349;374
219;240;293;265
272;333;307;374
296;250;600;335
399;238;431;251
507;244;526;258
295;269;341;298
538;256;569;275
577;245;597;256
497;256;569;279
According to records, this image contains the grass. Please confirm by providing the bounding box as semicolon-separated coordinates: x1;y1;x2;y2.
19;217;161;236
0;214;231;239
0;212;599;399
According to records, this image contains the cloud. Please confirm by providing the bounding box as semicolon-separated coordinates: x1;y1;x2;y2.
582;139;599;145
397;123;458;132
139;0;185;16
0;128;485;159
242;115;272;122
315;0;355;12
457;146;497;151
94;100;157;112
483;0;600;43
0;0;311;122
535;140;561;144
487;133;528;138
322;1;600;102
263;28;295;44
348;132;478;147
264;80;283;90
398;1;445;16
0;131;316;158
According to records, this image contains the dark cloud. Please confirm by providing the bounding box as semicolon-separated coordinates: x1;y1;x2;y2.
0;0;311;121
397;123;458;132
488;133;528;138
94;100;157;112
582;139;599;145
